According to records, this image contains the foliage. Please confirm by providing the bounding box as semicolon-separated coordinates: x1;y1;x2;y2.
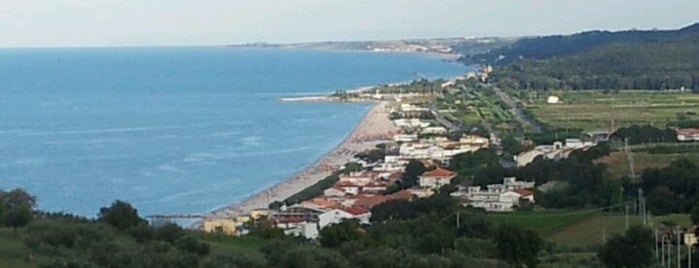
98;200;147;231
399;159;426;189
494;224;544;268
597;225;654;268
611;125;677;145
0;188;36;228
465;23;699;65
640;159;699;214
283;172;340;205
449;148;509;186
491;32;699;91
319;220;365;248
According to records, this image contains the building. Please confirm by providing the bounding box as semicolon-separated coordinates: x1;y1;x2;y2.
418;167;456;189
677;128;699;142
273;203;372;239
515;140;596;167
451;177;535;212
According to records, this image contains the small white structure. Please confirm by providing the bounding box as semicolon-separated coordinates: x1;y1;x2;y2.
547;96;560;104
418;167;456;189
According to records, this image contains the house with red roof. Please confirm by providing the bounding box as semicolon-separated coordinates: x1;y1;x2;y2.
418;167;456;189
677;128;699;142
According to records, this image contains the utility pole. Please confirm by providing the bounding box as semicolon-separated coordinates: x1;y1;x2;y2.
626;204;630;231
602;226;606;243
678;228;681;268
656;227;659;260
456;211;460;228
662;235;666;267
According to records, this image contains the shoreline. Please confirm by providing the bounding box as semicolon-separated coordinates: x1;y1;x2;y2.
201;100;398;223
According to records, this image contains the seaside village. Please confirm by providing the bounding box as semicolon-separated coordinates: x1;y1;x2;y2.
202;72;602;239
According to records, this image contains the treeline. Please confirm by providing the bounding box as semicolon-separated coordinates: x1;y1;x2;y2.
610;125;678;145
464;22;699;65
492;33;699;91
641;159;699;215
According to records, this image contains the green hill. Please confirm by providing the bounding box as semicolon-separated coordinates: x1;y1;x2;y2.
492;32;699;90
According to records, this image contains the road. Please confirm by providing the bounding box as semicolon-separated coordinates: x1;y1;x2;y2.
491;85;544;133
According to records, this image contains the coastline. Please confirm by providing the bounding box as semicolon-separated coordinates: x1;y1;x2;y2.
202;100;398;221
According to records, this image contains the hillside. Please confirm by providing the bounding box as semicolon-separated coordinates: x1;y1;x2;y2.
463;22;699;65
491;32;699;90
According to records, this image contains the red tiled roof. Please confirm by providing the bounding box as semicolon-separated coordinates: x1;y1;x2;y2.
387;190;416;200
352;194;388;209
343;205;370;216
335;181;360;188
512;189;534;196
275;216;306;224
677;128;699;135
422;167;455;177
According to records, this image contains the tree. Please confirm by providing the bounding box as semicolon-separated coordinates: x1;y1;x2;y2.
0;188;35;228
319;220;364;248
400;160;426;189
494;224;543;268
598;225;654;268
98;200;146;230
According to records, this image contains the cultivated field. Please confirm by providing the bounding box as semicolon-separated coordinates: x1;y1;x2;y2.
520;90;699;131
487;209;690;248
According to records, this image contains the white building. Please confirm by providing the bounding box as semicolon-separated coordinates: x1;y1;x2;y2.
418;167;456;189
515;140;596;167
451;177;535;212
274;204;372;239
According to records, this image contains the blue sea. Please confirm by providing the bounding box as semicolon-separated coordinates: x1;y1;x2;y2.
0;47;469;218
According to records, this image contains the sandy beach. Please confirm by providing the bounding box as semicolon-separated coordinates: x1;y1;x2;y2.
203;100;398;220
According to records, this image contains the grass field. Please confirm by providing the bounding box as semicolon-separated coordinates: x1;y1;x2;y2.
487;209;690;248
597;151;699;179
439;87;522;133
521;90;699;131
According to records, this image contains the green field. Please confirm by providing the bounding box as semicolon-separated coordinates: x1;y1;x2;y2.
520;90;699;131
487;209;690;248
597;150;699;179
438;86;522;133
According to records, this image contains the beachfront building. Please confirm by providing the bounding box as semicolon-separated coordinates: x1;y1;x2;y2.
515;139;596;167
396;135;490;165
418;167;456;189
451;177;535;212
202;208;270;236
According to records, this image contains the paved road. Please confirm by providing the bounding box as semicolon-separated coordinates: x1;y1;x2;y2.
491;85;543;133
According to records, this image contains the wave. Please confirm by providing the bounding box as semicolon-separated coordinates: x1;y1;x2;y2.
17;122;252;136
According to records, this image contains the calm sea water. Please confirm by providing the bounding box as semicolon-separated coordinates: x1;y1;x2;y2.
0;47;469;217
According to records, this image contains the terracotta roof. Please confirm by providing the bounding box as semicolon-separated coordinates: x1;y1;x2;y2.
304;198;342;209
677;128;699;135
387;190;416;200
343;205;370;216
512;189;534;196
421;167;455;177
335;181;360;188
275;216;307;224
352;194;388;209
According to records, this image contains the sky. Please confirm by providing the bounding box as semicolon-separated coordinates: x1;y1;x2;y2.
0;0;697;47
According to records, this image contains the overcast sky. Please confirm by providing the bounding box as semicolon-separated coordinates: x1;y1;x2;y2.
0;0;697;47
